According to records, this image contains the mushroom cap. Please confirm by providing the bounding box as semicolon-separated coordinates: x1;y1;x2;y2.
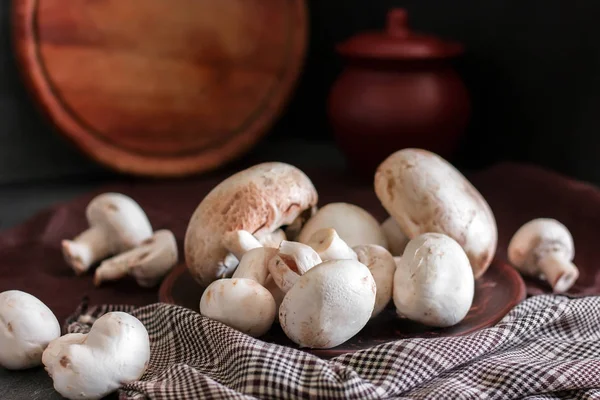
297;202;388;248
185;162;318;287
42;311;150;400
393;232;474;328
199;278;276;337
374;148;497;279
507;218;575;275
279;259;376;349
0;290;61;370
86;192;153;252
353;244;395;318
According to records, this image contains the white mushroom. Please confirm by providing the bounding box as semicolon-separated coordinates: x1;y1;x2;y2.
231;247;278;285
62;193;153;275
267;241;322;292
42;311;150;400
507;218;579;293
353;244;395;318
256;229;287;248
284;206;318;241
297;202;388;248
264;275;286;324
93;230;179;288
374;148;498;279
279;259;376;349
0;290;61;370
305;228;357;261
185;162;318;287
394;232;474;328
381;217;410;256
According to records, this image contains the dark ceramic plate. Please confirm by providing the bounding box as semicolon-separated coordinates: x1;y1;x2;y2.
159;259;526;359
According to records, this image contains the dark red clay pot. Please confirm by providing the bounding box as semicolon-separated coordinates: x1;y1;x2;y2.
328;8;471;180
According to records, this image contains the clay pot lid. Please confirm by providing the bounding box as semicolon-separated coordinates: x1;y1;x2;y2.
336;8;464;61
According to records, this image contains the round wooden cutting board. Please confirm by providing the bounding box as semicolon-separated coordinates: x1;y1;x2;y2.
12;0;307;177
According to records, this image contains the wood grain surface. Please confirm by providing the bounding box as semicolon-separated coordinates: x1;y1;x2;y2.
12;0;307;177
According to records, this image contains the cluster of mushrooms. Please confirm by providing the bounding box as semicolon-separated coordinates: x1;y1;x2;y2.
0;148;580;399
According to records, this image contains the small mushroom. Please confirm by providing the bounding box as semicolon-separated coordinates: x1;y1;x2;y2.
93;230;179;288
305;228;357;261
393;232;474;328
62;193;153;275
353;244;395;318
231;247;278;285
185;162;318;287
42;311;150;400
297;202;388;249
381;217;410;256
374;148;497;279
267;240;322;292
0;290;61;370
279;259;376;349
507;218;579;293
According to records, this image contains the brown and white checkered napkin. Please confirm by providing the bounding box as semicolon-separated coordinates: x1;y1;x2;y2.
65;294;600;399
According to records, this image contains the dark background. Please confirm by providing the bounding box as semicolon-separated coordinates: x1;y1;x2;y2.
1;0;600;184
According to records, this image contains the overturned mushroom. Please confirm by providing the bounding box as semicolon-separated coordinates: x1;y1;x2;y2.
374;148;497;279
42;311;150;400
0;290;61;370
185;162;318;287
279;259;376;349
298;202;388;249
267;241;322;293
507;218;579;293
381;217;410;256
394;232;474;328
62;193;153;275
305;228;357;261
200;248;278;337
353;244;395;318
93;230;178;288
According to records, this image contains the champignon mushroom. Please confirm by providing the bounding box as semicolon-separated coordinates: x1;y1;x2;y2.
381;217;410;256
393;232;474;328
507;218;579;293
297;202;388;249
284;206;318;241
42;311;150;400
267;240;322;293
93;230;179;288
279;259;376;349
305;228;357;261
184;162;318;287
62;193;153;275
353;244;395;318
231;247;278;285
264;275;286;324
374;148;497;279
0;290;61;370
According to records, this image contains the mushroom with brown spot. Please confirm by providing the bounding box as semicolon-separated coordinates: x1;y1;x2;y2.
507;218;579;293
184;162;318;287
353;244;395;318
62;193;153;275
374;148;497;279
93;229;179;288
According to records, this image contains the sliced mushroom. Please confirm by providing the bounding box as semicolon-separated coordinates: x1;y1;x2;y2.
62;193;153;275
184;162;318;287
353;244;395;318
93;230;179;288
267;241;322;293
374;148;497;279
279;259;376;349
297;202;388;248
0;290;61;370
42;312;150;400
305;228;357;261
381;217;410;256
393;232;474;328
507;218;579;293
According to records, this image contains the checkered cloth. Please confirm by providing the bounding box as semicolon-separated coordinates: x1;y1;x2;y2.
65;294;600;400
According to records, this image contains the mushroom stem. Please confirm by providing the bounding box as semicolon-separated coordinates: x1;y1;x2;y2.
306;228;357;261
232;248;278;285
256;229;287;248
62;226;111;275
268;241;322;292
222;230;263;260
538;252;580;293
